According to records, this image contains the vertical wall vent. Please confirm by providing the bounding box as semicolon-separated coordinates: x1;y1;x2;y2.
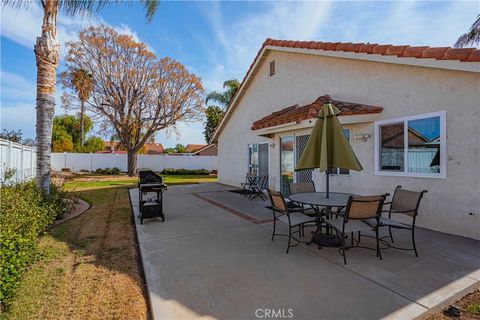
269;60;276;77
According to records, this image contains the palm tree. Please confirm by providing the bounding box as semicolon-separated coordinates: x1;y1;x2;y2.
455;14;480;48
70;68;93;147
205;79;240;108
1;0;159;194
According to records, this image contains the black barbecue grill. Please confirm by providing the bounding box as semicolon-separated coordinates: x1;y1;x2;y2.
138;170;167;224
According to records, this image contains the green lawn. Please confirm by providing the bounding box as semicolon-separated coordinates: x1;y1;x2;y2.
64;174;217;190
3;173;218;318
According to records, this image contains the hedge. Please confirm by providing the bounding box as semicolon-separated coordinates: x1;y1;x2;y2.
160;168;211;175
0;182;75;311
94;167;121;175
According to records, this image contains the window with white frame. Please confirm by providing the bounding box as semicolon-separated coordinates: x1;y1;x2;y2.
374;111;446;178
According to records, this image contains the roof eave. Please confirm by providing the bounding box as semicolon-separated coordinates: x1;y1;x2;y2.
268;46;480;73
251;113;383;136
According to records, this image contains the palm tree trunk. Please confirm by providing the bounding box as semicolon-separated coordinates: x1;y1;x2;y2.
35;0;59;194
127;149;137;177
80;101;84;147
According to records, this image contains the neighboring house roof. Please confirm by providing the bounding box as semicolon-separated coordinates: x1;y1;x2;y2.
185;144;207;153
96;149;128;154
194;144;218;155
144;143;164;154
211;38;480;142
251;95;383;131
100;141;164;154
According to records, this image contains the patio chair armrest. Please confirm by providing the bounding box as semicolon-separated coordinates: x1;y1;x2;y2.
391;209;416;214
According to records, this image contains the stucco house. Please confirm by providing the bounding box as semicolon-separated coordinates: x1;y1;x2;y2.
211;39;480;240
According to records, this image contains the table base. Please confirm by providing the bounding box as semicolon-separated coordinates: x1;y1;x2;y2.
310;233;342;247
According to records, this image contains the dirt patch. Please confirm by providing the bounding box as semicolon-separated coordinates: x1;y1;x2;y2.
427;289;480;320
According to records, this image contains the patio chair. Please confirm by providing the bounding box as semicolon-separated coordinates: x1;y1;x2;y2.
241;173;259;197
249;175;269;201
320;194;388;265
288;181;316;213
267;189;318;254
376;186;427;257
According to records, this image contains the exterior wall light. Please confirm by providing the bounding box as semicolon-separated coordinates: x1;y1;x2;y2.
353;134;371;141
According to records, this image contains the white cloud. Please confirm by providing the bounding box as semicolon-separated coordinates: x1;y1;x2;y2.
0;3;153;57
0;102;36;139
0;71;36;103
199;2;333;94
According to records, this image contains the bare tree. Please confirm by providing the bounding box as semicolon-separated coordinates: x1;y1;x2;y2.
61;25;204;175
1;0;159;194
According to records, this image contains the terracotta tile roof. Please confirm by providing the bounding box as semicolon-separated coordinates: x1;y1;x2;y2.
211;38;479;142
101;141;164;154
251;95;383;131
263;39;480;62
185;144;207;153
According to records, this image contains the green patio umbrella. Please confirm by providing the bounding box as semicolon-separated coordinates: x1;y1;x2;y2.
295;102;363;198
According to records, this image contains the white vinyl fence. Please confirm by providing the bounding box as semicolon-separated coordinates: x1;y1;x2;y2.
0;138;37;184
51;152;218;173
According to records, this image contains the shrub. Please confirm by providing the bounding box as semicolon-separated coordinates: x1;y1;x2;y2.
0;182;76;310
94;167;121;175
160;168;210;175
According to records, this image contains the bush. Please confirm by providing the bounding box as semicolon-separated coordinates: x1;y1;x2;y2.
160;168;210;175
0;182;76;310
94;167;121;175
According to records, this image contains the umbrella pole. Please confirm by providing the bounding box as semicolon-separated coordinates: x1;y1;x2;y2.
326;171;330;198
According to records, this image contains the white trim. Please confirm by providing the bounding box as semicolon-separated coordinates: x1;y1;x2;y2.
374;111;447;179
267;46;480;73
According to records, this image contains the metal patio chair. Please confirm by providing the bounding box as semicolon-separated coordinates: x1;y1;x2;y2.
376;186;428;257
241;173;259;197
320;194;388;264
288;181;317;214
249;175;269;201
267;189;318;254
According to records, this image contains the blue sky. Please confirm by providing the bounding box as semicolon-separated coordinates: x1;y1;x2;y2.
1;1;478;147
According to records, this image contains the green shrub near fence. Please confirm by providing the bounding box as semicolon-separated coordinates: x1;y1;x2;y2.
0;182;75;311
160;168;211;175
94;167;121;175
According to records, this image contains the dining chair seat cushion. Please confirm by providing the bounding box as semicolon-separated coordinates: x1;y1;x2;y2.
277;212;317;227
326;218;374;234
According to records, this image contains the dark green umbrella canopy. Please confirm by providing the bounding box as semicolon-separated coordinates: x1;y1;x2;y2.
295;103;362;197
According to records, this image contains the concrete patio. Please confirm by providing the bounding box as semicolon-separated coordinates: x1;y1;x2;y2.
130;183;479;320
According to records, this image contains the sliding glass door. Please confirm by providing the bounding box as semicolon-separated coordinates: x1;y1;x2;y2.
248;144;258;175
280;136;294;195
248;143;269;185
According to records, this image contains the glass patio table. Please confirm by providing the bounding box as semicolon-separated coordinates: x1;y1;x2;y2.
289;192;358;247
